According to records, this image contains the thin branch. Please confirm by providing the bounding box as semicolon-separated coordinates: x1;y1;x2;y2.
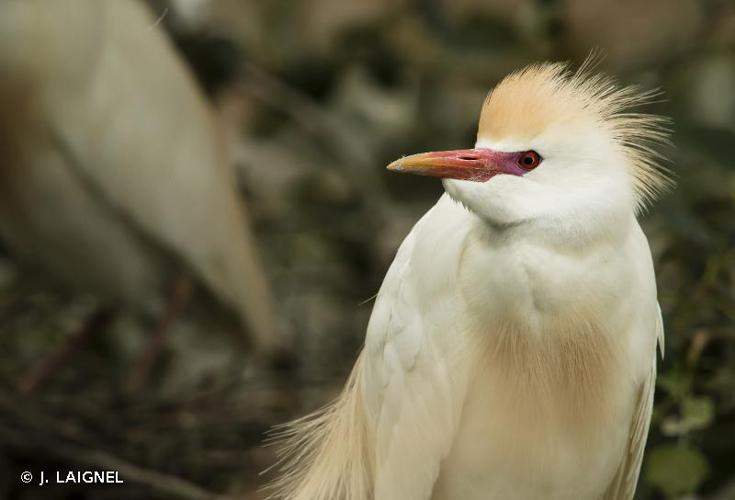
0;389;236;500
236;62;393;213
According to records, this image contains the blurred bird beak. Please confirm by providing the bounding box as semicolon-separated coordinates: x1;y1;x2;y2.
387;149;502;182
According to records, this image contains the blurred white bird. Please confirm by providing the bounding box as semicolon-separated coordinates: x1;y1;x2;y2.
0;0;287;388
269;61;670;499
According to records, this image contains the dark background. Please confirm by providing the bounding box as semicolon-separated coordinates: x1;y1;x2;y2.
1;0;733;498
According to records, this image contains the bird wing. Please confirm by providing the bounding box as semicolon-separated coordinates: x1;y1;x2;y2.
362;200;471;500
603;304;664;500
41;0;279;350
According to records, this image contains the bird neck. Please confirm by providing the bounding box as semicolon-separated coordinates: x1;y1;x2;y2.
445;174;636;250
450;186;643;350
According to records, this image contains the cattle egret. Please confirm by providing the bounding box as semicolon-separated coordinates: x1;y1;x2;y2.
269;61;670;500
0;0;286;381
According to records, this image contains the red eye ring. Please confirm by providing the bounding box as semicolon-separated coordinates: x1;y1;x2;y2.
517;150;542;170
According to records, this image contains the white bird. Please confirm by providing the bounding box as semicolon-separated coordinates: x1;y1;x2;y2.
0;0;286;372
269;61;670;500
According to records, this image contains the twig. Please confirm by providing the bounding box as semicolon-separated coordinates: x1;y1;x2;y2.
0;390;236;500
236;62;394;214
0;428;232;500
17;307;115;394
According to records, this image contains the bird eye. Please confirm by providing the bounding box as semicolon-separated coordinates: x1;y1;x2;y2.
517;151;542;170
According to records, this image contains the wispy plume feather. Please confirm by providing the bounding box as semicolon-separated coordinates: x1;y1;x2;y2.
264;353;373;500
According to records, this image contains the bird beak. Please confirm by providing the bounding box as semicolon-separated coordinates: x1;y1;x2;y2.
387;149;501;182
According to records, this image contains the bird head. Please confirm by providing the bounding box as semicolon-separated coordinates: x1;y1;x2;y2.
388;62;671;234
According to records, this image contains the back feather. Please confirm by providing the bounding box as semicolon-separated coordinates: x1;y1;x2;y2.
265;352;372;500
